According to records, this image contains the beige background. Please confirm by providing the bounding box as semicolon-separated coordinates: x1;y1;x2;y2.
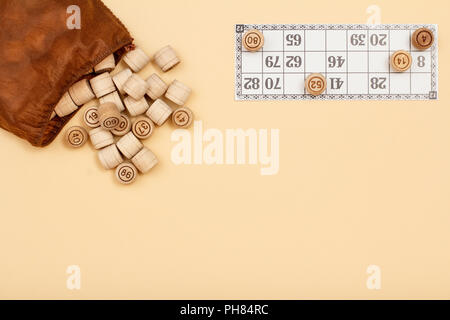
0;0;449;299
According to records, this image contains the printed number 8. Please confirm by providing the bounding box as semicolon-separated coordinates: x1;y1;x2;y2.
418;56;425;67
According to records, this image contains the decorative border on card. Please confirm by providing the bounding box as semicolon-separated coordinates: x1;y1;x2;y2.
235;24;438;101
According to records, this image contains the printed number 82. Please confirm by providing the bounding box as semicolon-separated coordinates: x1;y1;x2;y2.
244;78;260;90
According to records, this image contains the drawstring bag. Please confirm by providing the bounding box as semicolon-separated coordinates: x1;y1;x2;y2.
0;0;133;146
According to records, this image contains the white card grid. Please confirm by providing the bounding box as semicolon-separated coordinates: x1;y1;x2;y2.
235;24;438;100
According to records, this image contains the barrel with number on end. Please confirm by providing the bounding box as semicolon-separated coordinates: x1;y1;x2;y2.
115;162;138;185
132;116;154;140
305;73;326;96
242;29;264;52
65;126;88;148
390;50;412;72
98;102;121;130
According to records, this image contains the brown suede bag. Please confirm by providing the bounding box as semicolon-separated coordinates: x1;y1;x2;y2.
0;0;133;147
